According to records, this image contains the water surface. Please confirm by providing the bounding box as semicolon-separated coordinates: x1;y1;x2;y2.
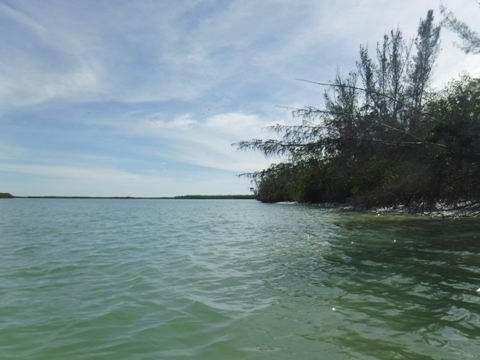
1;199;479;359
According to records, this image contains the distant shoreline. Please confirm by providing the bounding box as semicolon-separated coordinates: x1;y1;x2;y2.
3;194;256;200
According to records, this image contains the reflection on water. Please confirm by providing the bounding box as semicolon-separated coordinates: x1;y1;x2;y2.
259;212;480;359
0;200;479;359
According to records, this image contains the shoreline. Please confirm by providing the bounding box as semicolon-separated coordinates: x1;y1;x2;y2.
307;202;480;219
1;194;256;200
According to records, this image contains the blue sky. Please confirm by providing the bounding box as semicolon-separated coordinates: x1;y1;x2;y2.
1;0;479;196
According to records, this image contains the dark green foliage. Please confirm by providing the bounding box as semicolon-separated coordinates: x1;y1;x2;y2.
0;192;14;198
236;11;480;210
423;76;480;203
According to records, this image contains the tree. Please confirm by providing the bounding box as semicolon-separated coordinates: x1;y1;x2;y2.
440;2;480;54
237;11;445;208
424;75;480;204
408;10;441;112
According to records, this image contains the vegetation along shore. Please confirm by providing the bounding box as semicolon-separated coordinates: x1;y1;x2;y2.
236;9;480;217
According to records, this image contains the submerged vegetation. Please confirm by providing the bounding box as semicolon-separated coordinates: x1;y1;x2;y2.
237;10;480;212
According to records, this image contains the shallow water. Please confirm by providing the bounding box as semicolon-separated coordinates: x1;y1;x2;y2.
1;199;479;359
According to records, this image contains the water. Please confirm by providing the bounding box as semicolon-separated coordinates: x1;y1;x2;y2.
1;199;479;359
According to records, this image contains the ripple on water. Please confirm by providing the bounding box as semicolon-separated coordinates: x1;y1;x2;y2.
0;199;479;359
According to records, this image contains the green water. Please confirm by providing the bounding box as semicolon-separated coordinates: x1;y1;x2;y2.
1;199;479;359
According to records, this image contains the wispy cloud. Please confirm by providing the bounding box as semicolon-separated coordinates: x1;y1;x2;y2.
80;110;278;172
1;0;479;195
0;162;252;197
0;141;25;161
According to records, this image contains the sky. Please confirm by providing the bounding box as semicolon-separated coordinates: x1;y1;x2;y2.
1;0;479;197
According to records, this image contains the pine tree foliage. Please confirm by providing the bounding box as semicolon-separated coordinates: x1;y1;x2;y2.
440;3;480;54
236;11;480;210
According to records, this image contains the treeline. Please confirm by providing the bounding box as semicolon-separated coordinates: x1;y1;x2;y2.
6;194;255;200
238;10;480;210
174;195;256;199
